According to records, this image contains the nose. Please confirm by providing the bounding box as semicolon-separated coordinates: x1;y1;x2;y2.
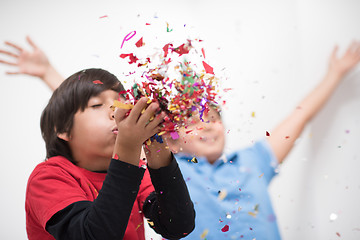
109;105;115;120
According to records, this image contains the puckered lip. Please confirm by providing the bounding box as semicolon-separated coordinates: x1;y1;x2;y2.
112;126;119;135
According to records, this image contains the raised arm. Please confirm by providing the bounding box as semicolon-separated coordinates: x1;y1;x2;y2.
267;41;360;163
0;36;64;90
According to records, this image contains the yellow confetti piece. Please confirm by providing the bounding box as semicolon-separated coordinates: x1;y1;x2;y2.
191;157;198;163
158;131;166;136
146;139;152;146
146;98;152;104
251;111;256;117
218;189;227;201
200;229;209;239
113;100;133;109
248;211;257;217
135;222;143;230
147;220;154;227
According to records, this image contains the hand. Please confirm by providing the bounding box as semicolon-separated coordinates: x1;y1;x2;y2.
0;36;50;78
328;41;360;77
144;134;172;169
113;97;166;165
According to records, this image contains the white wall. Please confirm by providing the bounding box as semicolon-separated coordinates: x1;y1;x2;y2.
0;0;359;239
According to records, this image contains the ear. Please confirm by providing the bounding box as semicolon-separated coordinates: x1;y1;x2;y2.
57;132;71;142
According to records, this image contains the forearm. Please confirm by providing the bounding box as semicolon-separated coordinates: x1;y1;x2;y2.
143;155;195;239
46;159;145;240
268;69;344;163
41;64;64;91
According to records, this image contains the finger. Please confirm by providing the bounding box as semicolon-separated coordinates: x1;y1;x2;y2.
137;102;160;127
127;97;149;123
26;36;38;49
0;59;17;66
4;41;23;52
0;49;19;58
114;107;131;123
145;111;165;130
6;71;21;75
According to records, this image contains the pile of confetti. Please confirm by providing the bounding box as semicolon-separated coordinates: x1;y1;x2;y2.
114;24;222;139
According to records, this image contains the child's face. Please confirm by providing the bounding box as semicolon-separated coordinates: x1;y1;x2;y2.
169;107;225;164
63;90;120;171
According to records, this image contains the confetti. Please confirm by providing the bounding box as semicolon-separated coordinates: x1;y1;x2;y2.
266;131;270;136
112;100;134;109
200;229;209;239
166;22;173;32
218;189;227;201
329;213;338;221
117;29;222;138
99;15;108;19
121;30;136;49
92;80;103;84
202;61;214;74
191;157;198;163
221;225;229;232
135;37;144;48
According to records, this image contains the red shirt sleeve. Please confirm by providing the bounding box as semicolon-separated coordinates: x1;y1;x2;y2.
136;169;155;211
26;163;90;229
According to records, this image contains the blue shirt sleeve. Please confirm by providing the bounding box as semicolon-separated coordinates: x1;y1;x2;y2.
236;139;279;184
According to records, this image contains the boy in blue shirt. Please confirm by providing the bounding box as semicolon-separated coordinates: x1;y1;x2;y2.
166;41;360;239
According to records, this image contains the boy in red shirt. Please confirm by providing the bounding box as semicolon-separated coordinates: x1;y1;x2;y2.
25;68;195;240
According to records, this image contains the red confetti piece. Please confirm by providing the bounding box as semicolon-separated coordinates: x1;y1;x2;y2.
173;43;190;56
201;48;206;58
202;61;214;74
221;225;229;232
223;88;232;92
99;15;108;19
121;30;136;49
146;23;151;25
266;131;270;136
92;80;103;84
336;232;341;237
120;53;139;64
135;37;144;48
114;154;119;160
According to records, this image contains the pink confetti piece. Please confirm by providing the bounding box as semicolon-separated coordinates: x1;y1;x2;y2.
121;31;136;49
99;15;108;19
170;131;179;140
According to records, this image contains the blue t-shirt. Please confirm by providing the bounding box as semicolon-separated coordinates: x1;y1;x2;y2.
176;139;281;240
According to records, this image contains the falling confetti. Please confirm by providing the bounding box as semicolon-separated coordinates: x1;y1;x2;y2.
218;189;227;201
92;80;103;84
200;229;209;239
329;213;338;221
116;26;223;138
221;225;229;232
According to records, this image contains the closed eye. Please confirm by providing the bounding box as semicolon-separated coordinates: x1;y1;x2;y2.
91;104;103;108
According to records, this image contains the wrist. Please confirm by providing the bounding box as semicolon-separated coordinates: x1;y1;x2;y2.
41;64;63;90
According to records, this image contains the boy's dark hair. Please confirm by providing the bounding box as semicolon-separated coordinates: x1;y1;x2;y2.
40;68;125;162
